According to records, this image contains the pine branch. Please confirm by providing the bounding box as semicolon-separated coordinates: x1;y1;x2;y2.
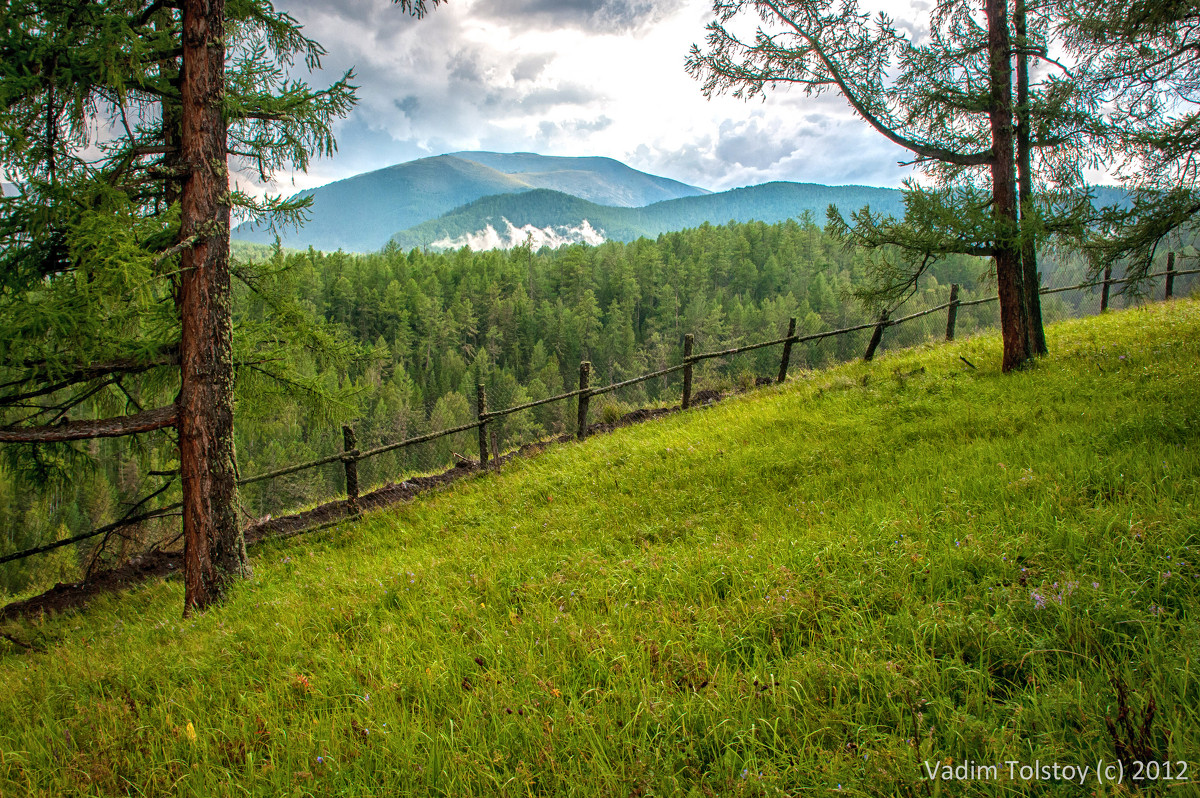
134;0;181;29
0;405;177;443
0;348;180;402
759;0;993;168
152;234;199;266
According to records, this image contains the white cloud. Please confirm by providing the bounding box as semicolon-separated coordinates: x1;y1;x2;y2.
258;0;934;197
431;219;607;250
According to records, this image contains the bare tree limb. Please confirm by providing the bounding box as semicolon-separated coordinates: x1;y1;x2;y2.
0;405;177;443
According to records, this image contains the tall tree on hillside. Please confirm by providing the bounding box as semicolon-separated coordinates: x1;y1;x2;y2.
178;0;244;611
687;0;1099;371
1060;0;1200;275
0;0;440;613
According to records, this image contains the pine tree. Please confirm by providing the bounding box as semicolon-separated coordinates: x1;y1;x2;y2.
1060;0;1200;275
0;0;440;613
687;0;1099;371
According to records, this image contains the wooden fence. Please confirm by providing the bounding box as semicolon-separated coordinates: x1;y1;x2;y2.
2;260;1197;568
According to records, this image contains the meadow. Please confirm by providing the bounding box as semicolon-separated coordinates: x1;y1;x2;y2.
1;299;1197;797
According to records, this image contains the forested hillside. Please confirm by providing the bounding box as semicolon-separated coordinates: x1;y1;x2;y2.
4;300;1197;797
1;217;1175;598
391;182;909;249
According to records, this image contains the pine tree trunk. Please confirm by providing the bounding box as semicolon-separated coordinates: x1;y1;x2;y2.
179;0;247;616
1015;0;1047;356
987;0;1031;373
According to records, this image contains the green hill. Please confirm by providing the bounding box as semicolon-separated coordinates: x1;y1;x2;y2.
231;152;709;253
3;300;1197;796
392;181;908;249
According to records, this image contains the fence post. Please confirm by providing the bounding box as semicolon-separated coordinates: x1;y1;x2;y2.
1100;265;1112;312
476;383;489;469
576;361;591;441
342;425;359;515
863;310;889;361
945;284;960;341
777;317;796;384
1165;252;1176;300
682;333;694;409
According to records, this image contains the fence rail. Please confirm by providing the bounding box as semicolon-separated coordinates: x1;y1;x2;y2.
3;261;1197;568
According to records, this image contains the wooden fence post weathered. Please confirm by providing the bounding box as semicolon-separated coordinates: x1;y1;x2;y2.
945;284;960;341
777;317;796;384
576;361;591;441
476;383;489;469
1100;265;1112;312
682;333;694;409
863;310;889;361
1166;252;1176;300
342;424;359;515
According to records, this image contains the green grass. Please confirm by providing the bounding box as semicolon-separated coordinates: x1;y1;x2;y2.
2;301;1198;797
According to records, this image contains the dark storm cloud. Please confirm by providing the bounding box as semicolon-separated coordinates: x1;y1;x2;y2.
479;0;688;33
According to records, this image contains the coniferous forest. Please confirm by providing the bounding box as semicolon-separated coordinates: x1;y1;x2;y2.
5;211;1173;599
4;1;1200;794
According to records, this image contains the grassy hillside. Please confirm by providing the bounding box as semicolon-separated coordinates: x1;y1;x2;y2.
392;182;908;249
2;301;1198;796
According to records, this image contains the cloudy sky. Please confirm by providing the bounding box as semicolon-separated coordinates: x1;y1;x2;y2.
246;0;925;197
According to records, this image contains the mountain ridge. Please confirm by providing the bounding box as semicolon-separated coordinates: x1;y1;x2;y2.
391;181;909;250
231;151;709;252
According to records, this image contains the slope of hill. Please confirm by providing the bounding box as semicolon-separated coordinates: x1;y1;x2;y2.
392;181;908;249
3;300;1197;796
231;152;709;253
450;151;711;207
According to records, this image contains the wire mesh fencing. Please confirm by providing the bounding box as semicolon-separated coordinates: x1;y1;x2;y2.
232;258;1200;537
4;253;1198;593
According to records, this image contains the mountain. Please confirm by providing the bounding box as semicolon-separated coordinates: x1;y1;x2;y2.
231;152;709;253
448;151;710;207
391;182;908;250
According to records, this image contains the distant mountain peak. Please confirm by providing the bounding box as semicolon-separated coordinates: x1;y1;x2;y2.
231;151;708;252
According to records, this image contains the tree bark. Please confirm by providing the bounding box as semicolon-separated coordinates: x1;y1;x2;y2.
1014;0;1047;356
987;0;1031;372
178;0;247;616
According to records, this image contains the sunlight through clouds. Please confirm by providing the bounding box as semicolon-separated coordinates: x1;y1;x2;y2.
253;0;928;197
